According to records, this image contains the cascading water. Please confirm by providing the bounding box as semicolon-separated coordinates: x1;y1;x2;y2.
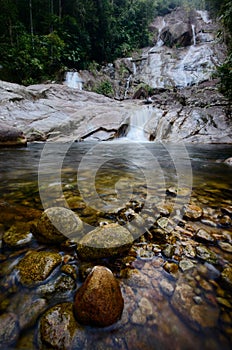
191;24;196;46
65;71;83;90
156;18;166;47
126;106;154;141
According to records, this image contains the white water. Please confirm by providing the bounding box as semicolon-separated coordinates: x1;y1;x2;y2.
191;24;196;46
126;106;154;141
156;18;166;47
65;71;83;89
197;10;211;24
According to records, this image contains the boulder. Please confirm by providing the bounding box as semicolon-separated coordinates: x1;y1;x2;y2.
16;250;62;286
38;303;85;350
74;266;124;327
32;207;83;244
0;125;27;146
0;313;19;348
77;223;133;260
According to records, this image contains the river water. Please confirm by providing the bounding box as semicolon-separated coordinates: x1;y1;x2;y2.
0;142;232;349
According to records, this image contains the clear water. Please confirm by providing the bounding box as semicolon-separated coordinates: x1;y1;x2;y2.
0;142;232;349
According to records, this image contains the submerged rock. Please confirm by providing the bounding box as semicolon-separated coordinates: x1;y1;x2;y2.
2;223;33;248
16;250;62;286
38;302;85;350
221;266;232;291
32;207;83;244
0;312;19;348
77;223;133;260
171;282;219;330
74;266;124;327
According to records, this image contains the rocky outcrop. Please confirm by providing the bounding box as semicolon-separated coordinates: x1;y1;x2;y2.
0;125;27;146
0;8;231;144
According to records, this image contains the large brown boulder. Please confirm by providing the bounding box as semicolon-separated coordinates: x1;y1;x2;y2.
74;266;124;327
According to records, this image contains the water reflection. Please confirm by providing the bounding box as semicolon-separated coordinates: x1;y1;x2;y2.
0;142;232;350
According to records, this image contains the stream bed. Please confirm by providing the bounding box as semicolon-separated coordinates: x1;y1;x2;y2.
0;142;232;350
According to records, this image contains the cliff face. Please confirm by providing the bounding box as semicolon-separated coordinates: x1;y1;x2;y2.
0;8;231;144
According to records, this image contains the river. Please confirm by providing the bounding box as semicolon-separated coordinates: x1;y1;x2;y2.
0;142;232;349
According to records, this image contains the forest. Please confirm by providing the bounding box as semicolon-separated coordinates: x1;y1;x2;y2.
0;0;231;98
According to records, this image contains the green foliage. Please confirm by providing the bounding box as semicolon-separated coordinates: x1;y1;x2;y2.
93;80;114;97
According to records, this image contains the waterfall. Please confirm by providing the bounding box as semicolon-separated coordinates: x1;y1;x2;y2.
191;24;196;46
124;74;132;99
65;71;83;90
156;18;166;47
126;106;153;141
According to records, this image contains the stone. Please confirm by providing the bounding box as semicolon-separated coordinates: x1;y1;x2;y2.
221;266;232;291
16;251;62;286
0;313;19;348
195;228;214;243
38;302;85;349
159;279;174;296
179;259;195;272
196;245;218;264
32;207;83;244
3;224;33;248
171;282;219;330
224;157;232;166
74;266;124;327
184;204;203;220
77;223;133;260
0;125;27;146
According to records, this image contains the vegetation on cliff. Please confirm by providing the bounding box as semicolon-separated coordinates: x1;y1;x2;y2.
0;0;231;99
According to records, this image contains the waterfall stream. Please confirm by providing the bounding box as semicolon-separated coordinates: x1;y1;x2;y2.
65;71;83;90
126;106;153;141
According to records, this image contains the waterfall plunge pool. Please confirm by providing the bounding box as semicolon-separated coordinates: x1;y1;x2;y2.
0;142;232;350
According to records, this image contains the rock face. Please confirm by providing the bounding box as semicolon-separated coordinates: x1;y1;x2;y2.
0;7;231;144
32;207;83;244
74;266;124;327
77;223;133;260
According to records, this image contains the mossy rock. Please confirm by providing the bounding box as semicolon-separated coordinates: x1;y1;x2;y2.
32;207;83;244
77;223;133;261
16;251;62;286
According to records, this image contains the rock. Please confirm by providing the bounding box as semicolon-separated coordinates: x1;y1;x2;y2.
32;207;83;244
16;251;62;286
184;204;203;220
37;275;76;298
159;279;174;296
224;157;232;166
218;242;232;253
0;125;27;146
2;224;33;248
221;266;232;291
77;223;133;260
74;266;124;327
196;245;218;264
179;259;195;272
38;302;85;350
171;282;219;330
0;312;19;348
195;228;214;243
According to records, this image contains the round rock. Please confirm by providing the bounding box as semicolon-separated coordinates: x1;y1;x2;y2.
32;207;83;244
74;266;124;327
38;302;85;349
16;251;62;286
77;223;133;260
